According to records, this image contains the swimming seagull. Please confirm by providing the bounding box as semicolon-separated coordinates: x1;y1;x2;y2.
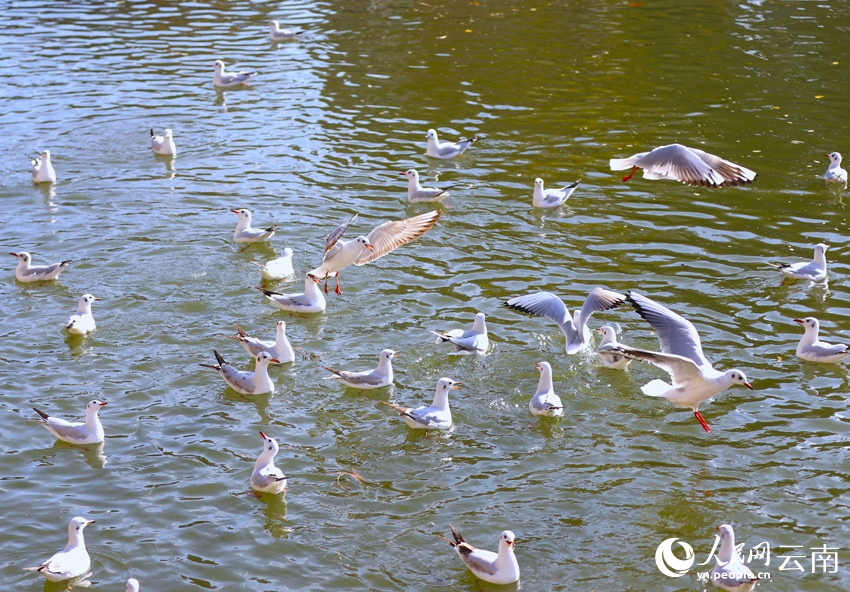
529;361;563;417
322;349;397;389
65;294;100;335
255;275;326;313
430;312;489;355
213;60;257;88
232;208;276;244
268;20;302;40
609;144;757;187
150;128;176;156
24;517;95;582
126;579;140;592
597;324;632;370
10;251;71;283
711;525;758;591
793;317;849;364
605;291;752;434
425;129;478;159
767;243;828;285
224;321;294;364
29;149;56;184
532;178;580;208
308;210;441;295
505;287;626;354
401;169;451;203
251;431;288;494
250;248;294;280
200;350;278;395
33;400;107;445
823;152;847;192
380;377;458;430
437;525;520;585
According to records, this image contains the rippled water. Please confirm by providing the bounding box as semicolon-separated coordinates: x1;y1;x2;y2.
1;1;848;590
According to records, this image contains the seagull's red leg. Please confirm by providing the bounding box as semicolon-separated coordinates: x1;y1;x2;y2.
694;410;711;434
622;166;639;182
335;276;342;296
324;278;329;294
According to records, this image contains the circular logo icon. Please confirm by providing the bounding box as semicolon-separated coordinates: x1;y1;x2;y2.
655;537;695;578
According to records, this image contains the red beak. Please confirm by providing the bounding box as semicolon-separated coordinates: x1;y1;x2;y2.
231;209;239;214
794;319;804;324
364;242;374;251
10;252;18;257
100;402;108;406
259;431;267;439
824;154;831;157
744;382;753;390
400;172;406;176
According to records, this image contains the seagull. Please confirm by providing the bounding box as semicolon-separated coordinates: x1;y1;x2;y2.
767;243;828;285
794;317;849;364
232;209;276;244
213;60;257;88
437;525;520;585
532;178;580;208
29;149;56;184
24;517;95;582
609;144;757;187
251;431;287;494
430;312;489;355
65;294;100;335
268;20;302;40
322;349;397;389
224;321;294;364
597;324;632;370
255;275;326;313
401;169;451;203
250;248;294;280
33;400;107;445
126;579;140;592
10;251;71;283
823;152;847;192
380;377;459;430
505;287;626;354
604;291;752;434
308;210;441;295
711;525;758;591
150;128;176;156
425;128;478;159
200;350;278;395
529;361;563;417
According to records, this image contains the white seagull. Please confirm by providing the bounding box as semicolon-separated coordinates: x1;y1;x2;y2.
529;361;563;417
213;60;257;88
268;20;302;40
604;291;753;434
794;317;849;364
823;151;847;192
10;251;71;283
251;431;288;494
425;128;478;159
711;525;758;591
610;144;757;187
380;377;459;430
401;169;451;203
308;210;441;295
24;517;95;582
65;294;100;335
126;579;140;592
200;350;278;395
255;275;326;313
150;128;176;156
33;400;107;445
232;208;276;244
505;287;626;354
768;243;828;284
224;321;294;364
532;178;580;208
430;312;489;355
437;525;520;585
29;149;56;183
250;248;294;280
597;324;632;370
322;349;397;389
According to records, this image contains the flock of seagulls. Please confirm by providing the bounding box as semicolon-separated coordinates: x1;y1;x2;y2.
16;18;844;592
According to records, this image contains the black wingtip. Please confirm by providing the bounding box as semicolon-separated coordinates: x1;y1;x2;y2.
150;129;154;137
213;349;226;366
32;407;49;420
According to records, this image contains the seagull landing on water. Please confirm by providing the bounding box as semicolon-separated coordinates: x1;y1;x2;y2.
794;317;850;364
232;208;276;244
401;169;451;203
436;525;520;585
150;128;176;156
532;178;580;208
255;275;326;313
431;312;489;355
380;377;458;430
767;243;828;285
213;60;257;88
224;321;294;364
604;291;752;434
24;517;95;582
711;525;759;591
322;349;397;390
33;400;107;445
250;248;294;280
610;144;757;188
823;152;847;193
268;20;302;41
200;350;278;395
65;294;100;335
425;129;478;159
529;361;563;417
251;431;287;494
10;251;71;283
29;149;56;184
597;324;632;370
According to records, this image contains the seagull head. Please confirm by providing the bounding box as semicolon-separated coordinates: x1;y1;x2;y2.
815;243;829;256
80;294;101;306
231;208;251;221
268;20;279;29
164;128;173;138
402;169;418;180
276;320;286;331
256;351;279;364
500;530;516;549
87;400;107;414
597;324;618;344
437;378;461;391
69;516;95;534
727;370;753;390
259;431;280;454
356;236;374;251
381;349;398;361
10;251;29;262
42;149;51;159
717;524;735;542
213;60;225;70
825;152;842;164
426;129;437;141
534;178;544;187
794;316;820;333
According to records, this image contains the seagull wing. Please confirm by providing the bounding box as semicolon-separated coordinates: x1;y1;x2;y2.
609;344;706;384
323;213;358;257
353;210;441;265
576;287;626;330
626;292;712;369
689;146;758;187
505;291;572;336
